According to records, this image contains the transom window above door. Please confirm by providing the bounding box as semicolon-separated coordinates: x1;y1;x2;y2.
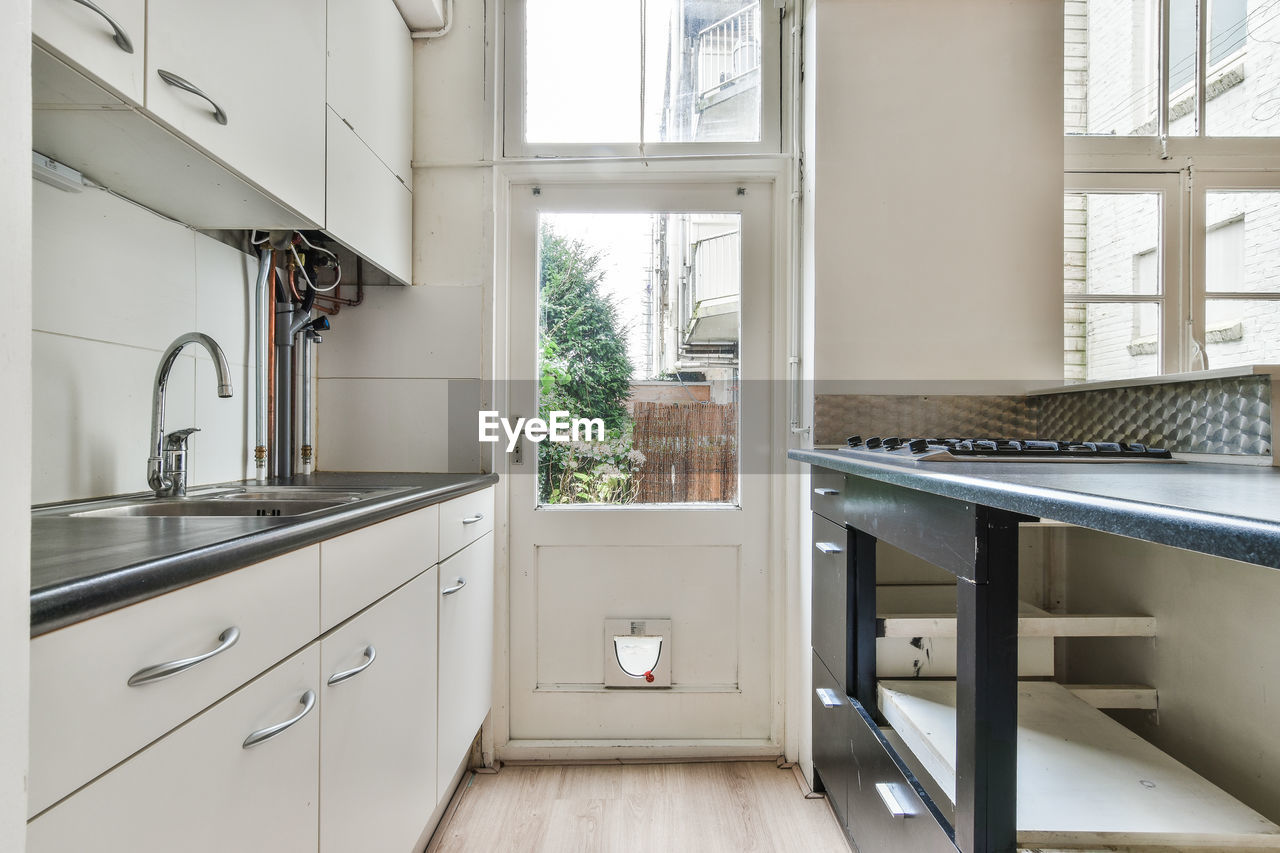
504;0;782;156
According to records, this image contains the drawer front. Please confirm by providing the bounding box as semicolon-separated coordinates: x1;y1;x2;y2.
439;487;494;562
812;514;849;688
320;506;439;632
29;645;320;853
810;468;845;522
29;545;320;817
437;532;494;796
848;702;957;853
811;651;852;832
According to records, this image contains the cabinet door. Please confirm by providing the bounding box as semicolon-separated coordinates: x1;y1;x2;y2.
146;0;326;224
812;651;852;833
321;568;438;853
33;0;145;105
327;0;412;183
438;486;494;562
437;532;494;796
28;546;319;817
320;505;437;632
28;647;320;853
325;108;413;285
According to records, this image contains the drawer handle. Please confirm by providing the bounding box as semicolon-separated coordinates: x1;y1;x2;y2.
813;487;839;496
69;0;134;53
815;542;843;555
875;782;917;819
127;626;240;687
462;513;485;525
442;577;467;596
242;690;316;749
327;645;377;686
157;70;228;125
816;687;843;709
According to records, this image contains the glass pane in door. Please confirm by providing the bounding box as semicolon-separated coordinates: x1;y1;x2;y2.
536;212;742;505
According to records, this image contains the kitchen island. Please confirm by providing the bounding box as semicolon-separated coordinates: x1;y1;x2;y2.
790;448;1280;853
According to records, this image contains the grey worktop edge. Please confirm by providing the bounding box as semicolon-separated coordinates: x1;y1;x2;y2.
31;473;499;637
789;449;1280;569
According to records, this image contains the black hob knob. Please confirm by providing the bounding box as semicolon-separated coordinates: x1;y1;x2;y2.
846;435;863;448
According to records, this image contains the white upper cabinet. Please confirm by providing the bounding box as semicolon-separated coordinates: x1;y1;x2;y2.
323;0;413;283
325;107;412;284
33;0;145;105
146;0;327;225
327;0;412;184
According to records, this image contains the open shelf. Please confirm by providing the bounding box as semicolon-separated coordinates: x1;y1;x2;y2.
878;680;1280;850
875;585;1155;680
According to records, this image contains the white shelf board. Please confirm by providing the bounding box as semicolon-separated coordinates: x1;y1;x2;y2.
878;680;1280;849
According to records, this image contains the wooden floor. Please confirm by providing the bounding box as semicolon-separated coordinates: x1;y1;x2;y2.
426;760;851;853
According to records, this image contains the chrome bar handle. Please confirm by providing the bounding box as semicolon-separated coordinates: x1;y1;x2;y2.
326;645;376;686
442;578;467;596
812;487;839;496
875;782;917;819
70;0;134;53
462;513;485;525
242;690;316;749
127;627;240;686
157;70;228;125
815;542;843;555
815;688;842;709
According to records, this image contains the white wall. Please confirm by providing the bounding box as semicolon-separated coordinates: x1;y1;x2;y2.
1;0;31;847
315;0;490;474
811;0;1064;385
1063;531;1280;822
31;183;257;503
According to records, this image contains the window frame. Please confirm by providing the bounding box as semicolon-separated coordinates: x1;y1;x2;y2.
1066;0;1280;378
502;0;784;159
1190;172;1280;368
1064;173;1185;379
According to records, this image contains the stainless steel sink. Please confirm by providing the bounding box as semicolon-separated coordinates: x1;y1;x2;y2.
39;485;409;519
70;499;350;518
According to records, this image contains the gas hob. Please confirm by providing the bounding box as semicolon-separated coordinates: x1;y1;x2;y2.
836;435;1179;463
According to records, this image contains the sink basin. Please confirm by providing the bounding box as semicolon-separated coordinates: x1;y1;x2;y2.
39;485;410;519
70;499;350;518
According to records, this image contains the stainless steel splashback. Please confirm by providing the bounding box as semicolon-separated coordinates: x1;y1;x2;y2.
813;372;1273;460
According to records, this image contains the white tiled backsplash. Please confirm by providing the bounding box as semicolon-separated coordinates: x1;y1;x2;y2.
31;181;256;503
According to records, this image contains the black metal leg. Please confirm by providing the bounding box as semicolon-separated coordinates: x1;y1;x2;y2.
955;509;1021;853
849;528;878;708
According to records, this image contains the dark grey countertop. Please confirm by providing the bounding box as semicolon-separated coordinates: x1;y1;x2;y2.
789;448;1280;569
32;472;499;637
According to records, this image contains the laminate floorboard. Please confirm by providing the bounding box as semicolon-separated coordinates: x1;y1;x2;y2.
427;760;851;853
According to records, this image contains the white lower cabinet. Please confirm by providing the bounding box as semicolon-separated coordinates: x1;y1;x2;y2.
321;568;438;853
437;532;495;795
28;646;321;853
29;488;495;851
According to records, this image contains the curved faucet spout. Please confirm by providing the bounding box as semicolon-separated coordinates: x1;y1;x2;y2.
148;332;234;495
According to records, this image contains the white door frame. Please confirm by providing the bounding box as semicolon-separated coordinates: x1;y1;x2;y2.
488;160;794;762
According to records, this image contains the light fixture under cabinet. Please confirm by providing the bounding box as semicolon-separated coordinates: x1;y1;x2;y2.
32;151;86;193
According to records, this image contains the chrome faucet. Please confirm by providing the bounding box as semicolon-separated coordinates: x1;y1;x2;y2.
148;332;233;497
